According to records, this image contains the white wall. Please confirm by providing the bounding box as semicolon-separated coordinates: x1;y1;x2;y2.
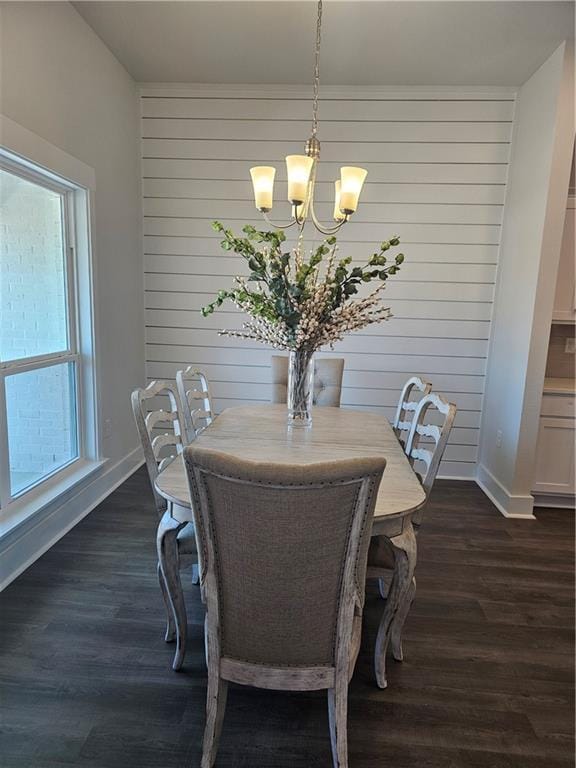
478;43;574;517
0;2;144;585
141;84;516;478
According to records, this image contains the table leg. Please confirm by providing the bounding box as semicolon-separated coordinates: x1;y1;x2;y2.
374;524;417;689
157;511;187;671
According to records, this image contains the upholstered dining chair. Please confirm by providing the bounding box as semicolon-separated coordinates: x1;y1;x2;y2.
131;379;198;671
184;446;386;768
368;392;456;689
392;376;432;450
176;366;214;443
270;354;345;407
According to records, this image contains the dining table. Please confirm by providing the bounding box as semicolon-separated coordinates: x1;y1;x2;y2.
154;403;426;684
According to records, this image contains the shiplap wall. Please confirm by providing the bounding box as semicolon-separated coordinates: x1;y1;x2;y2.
141;85;515;478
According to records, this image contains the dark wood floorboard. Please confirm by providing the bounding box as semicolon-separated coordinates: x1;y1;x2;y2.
1;468;573;767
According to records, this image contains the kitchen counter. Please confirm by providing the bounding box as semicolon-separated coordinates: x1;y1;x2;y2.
543;377;576;395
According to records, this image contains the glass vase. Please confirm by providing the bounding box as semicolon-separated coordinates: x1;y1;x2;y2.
287;349;314;427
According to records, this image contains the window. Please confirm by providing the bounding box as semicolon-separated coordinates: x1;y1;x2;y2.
0;155;97;512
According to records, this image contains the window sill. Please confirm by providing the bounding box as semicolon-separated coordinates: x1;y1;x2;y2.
0;458;108;540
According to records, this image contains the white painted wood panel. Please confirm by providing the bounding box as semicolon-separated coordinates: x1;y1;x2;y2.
145;309;490;340
143;179;507;206
143;199;503;225
142;118;513;143
143;138;510;164
144;236;500;263
144;218;502;244
141;96;515;121
140;87;514;477
144;255;497;285
143;158;509;184
144;273;495;302
145;344;487;376
145;294;494;321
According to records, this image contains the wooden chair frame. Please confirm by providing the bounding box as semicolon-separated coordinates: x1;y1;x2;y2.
368;392;456;688
176;367;214;443
392;376;432;449
131;379;197;671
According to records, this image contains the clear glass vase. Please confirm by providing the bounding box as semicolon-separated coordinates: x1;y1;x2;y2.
287;349;314;427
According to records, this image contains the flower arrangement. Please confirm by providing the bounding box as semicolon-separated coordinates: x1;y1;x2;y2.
202;221;404;424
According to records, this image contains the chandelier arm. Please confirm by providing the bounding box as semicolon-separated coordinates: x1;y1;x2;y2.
262;211;299;230
308;197;349;235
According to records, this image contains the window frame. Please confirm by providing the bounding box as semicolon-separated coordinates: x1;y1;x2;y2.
0;144;101;516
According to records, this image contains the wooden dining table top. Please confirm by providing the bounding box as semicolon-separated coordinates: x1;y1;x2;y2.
154;405;426;535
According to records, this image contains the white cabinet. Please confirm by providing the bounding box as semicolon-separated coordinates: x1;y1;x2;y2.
552;197;575;324
533;392;575;505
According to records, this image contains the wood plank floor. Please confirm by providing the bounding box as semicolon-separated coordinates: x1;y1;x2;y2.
1;468;573;767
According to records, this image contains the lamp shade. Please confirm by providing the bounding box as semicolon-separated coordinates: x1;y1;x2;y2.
333;180;345;222
339;167;368;213
286;155;314;204
250;166;276;211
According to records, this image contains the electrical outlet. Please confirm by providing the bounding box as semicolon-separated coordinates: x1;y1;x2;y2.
565;337;575;354
496;430;503;448
103;418;112;439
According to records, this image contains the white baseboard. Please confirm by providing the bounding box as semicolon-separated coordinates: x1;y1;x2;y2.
533;492;575;509
0;446;144;591
476;463;536;519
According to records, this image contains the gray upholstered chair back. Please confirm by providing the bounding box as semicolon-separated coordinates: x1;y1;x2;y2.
131;380;186;515
184;447;385;669
176;366;214;443
270;355;345;407
393;376;433;450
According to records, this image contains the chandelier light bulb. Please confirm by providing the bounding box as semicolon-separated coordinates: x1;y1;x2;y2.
250;166;276;212
339;167;368;214
286;155;314;205
333;180;346;222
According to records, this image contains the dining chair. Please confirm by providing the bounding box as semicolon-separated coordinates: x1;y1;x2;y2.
368;392;456;689
184;446;386;768
270;354;345;407
131;379;198;671
392;376;432;450
176;366;214;443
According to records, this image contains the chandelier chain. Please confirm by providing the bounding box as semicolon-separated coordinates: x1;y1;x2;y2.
311;0;323;137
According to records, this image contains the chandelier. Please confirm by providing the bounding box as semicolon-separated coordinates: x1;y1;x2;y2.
249;0;367;235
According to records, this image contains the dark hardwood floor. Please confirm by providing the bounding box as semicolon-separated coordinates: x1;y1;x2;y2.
1;468;574;768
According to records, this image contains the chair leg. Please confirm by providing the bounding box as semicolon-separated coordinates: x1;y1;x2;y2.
327;679;349;768
374;525;417;689
201;675;228;768
157;562;176;642
157;511;187;671
390;577;416;662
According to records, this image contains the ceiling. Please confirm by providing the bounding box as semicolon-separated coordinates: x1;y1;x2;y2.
73;1;574;86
